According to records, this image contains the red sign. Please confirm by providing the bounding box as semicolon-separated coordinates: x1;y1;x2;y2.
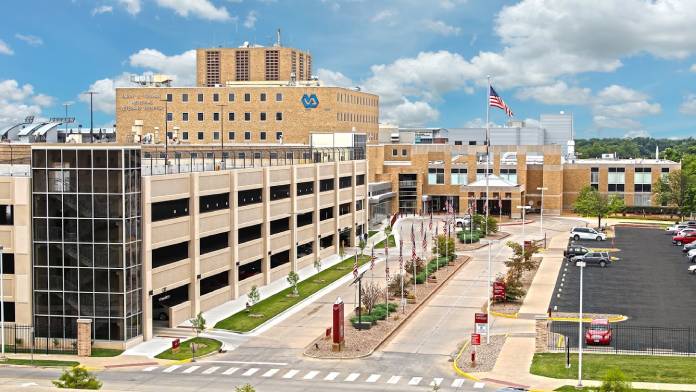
332;299;345;344
475;313;488;324
493;282;506;301
471;333;481;346
172;338;180;352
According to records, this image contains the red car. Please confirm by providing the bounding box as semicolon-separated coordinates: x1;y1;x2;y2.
585;319;612;345
673;232;696;246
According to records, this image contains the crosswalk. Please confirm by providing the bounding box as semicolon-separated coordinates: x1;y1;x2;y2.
140;364;485;389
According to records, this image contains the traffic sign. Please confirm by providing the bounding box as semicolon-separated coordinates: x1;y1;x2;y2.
471;333;481;346
474;313;488;324
172;338;180;353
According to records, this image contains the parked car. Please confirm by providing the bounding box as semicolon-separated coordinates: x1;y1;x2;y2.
575;252;611;267
570;227;607;241
687;249;696;263
689;264;696;274
455;215;472;228
564;245;590;259
585;319;612;345
676;228;696;237
672;232;696;246
683;242;696;253
666;224;689;234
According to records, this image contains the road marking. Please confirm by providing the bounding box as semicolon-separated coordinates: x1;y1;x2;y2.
262;369;279;378
282;369;299;379
324;372;340;381
242;368;259;376
303;371;319;380
20;383;38;388
408;377;423;385
142;366;158;372
223;367;239;375
200;360;288;366
430;377;443;386
344;373;360;382
182;366;200;374
473;382;486;388
365;374;381;383
163;365;181;373
202;366;220;374
451;378;465;387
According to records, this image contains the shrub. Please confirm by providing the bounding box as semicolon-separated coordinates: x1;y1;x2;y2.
458;231;480;244
598;368;633;392
370;308;387;320
53;366;102;390
235;384;256;392
350;314;374;324
388;274;409;297
373;302;398;313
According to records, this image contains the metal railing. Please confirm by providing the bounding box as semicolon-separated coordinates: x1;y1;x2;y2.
1;324;78;355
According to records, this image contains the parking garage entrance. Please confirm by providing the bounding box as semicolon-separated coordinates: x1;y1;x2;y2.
152;284;189;328
339;227;353;248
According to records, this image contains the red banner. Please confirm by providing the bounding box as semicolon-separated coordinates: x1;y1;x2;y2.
471;333;481;346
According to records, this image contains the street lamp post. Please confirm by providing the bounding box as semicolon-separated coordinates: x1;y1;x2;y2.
63;102;74;135
576;260;586;388
517;205;531;248
484;238;499;345
82;92;98;142
537;187;548;238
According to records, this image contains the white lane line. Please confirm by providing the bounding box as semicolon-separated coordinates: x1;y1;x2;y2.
451;378;465;387
223;367;239;375
473;382;486;388
197;360;288;366
182;366;200;374
408;376;423;385
282;369;300;379
303;371;319;380
387;376;401;384
430;377;443;386
163;365;181;373
262;369;279;378
242;368;259;376
344;373;360;382
142;366;158;372
324;372;340;381
202;366;220;374
365;374;381;383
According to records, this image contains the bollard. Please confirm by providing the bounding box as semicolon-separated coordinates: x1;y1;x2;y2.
471;351;476;367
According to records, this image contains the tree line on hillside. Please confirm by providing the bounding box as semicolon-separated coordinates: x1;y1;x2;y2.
575;137;696;161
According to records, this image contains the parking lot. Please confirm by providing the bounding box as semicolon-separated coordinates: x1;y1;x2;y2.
549;226;696;353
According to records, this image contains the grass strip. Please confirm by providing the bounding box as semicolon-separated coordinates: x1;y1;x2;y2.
90;348;124;357
532;353;696;384
215;255;371;332
1;358;79;367
374;235;396;249
155;337;221;360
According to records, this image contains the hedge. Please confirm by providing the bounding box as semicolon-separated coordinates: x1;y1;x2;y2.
350;302;398;326
415;256;450;284
458;230;481;244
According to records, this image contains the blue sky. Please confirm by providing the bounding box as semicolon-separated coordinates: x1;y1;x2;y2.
2;0;696;139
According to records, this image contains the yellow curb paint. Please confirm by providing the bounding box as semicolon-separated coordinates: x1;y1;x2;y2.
491;311;519;319
549;315;628;323
173;358;192;365
451;340;482;382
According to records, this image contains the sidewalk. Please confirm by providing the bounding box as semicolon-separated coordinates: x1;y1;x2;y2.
3;353;165;369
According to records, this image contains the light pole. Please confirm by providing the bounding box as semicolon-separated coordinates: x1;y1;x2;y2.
537;187;548;238
484;238;499;344
82;92;98;143
517;205;531;248
63;101;74;135
217;104;226;167
576;260;586;388
0;245;4;359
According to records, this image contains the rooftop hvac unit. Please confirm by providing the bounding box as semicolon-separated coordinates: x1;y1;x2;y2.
601;153;616;160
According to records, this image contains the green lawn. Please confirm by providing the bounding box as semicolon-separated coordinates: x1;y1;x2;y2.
155;337;221;360
90;348;124;357
374;235;396;249
368;230;378;238
555;387;659;392
215;255;371;332
0;358;79;367
532;353;696;384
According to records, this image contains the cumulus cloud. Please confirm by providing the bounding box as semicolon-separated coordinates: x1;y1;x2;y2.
0;40;13;55
516;81;591;105
0;80;54;128
92;5;114;15
15;34;43;46
679;94;696;115
623;129;651;138
591;85;660;131
317;69;354;88
79;73;132;115
154;0;232;21
382;99;439;127
370;9;394;23
423;20;461;36
117;0;141;15
243;10;257;28
439;0;467;9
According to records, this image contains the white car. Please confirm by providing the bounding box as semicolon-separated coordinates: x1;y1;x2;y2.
687;249;696;263
569;227;607;241
689;264;696;274
455;215;472;228
666;224;688;234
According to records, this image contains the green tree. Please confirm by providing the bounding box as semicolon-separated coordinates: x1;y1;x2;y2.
286;271;300;296
338;240;345;259
358;238;367;256
248;285;260;307
573;186;625;228
654;169;695;219
502;241;540;300
190;312;206;337
235;384;256;392
597;368;633;392
432;234;455;260
53;366;102;390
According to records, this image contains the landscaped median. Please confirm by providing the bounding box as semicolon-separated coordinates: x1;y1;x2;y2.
155;337;222;360
531;353;696;384
0;358;79;367
214;255;372;332
374;235;396;249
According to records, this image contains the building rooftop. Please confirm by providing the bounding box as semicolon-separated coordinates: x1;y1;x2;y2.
567;158;680;165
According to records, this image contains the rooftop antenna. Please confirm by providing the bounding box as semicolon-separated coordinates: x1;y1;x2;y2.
275;28;281;47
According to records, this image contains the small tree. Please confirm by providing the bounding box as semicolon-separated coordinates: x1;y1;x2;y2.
339;240;346;259
235;384;256;392
597;368;633;392
486;216;498;234
287;271;300;296
360;281;384;314
384;225;392;239
53;366;102;390
573;185;625;228
190;312;206;338
358;238;367;256
313;258;322;273
388;274;408;297
432;234;455;260
248;285;260;307
502;241;540;300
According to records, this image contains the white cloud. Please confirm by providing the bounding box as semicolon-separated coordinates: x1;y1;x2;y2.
382;99;439;127
117;0;141;15
596;84;647;103
691;64;696;73
623;129;650;138
154;0;232;21
79;73;133;115
523;117;541;128
0;80;53;128
423;19;461;36
0;40;13;55
32;94;55;107
15;34;43;46
679;94;696;115
439;0;466;9
462;118;503;128
92;5;114;15
370;9;394;23
128;48;196;85
317;68;354;88
591;85;660;130
516;81;591;105
243;10;257;28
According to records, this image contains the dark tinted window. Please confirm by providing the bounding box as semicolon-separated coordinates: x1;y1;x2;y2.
297;242;313;258
339;202;351;215
320;207;333;221
297;211;313;227
200;271;229;295
270;185;290;201
320;178;334;192
339;176;352;188
152;242;189;269
297;181;314;196
238;224;261;244
239;259;261;281
320;235;334;249
356;174;365;186
151;198;189;222
238;189;262;206
0;205;13;225
200;232;229;255
200;193;229;213
270;218;290;235
1;253;14;274
270;250;290;269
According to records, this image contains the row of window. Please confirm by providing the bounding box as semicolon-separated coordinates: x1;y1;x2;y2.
337;112;378;124
336;92;378;107
165;92;284;104
167;111;284;122
176;130;284;142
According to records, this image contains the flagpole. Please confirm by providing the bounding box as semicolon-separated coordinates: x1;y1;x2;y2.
400;227;404;313
486;75;492;345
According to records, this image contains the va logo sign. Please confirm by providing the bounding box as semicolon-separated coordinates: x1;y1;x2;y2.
301;94;319;109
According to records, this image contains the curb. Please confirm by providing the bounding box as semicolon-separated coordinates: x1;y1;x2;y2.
452;339;481;382
549;315;628;323
491;310;519;319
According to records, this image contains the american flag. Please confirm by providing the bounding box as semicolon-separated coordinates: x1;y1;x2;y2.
421;220;428;254
353;250;359;278
429;210;433;231
399;229;404;271
411;224;416;261
489;86;514;117
370;247;375;270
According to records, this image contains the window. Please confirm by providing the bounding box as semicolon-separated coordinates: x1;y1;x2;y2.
634;193;651;207
200;193;229;213
661;167;669;179
238;189;262;206
244;93;251;102
296;242;313;258
182;112;189;121
2;254;15;274
499;168;517;184
238;259;261;281
339;202;351;215
200;271;228;296
339;176;352;188
356;174;365;186
296;211;313;227
276;93;283;102
197;112;204;121
182;93;189;102
275;112;283;121
166;93;172;102
270;184;290;201
197;131;204;140
297;181;314;196
450;168;468;185
228;131;235;140
152;242;188;269
276;131;283;141
320;235;334;249
166;112;173;121
608;167;625;192
270;218;290;235
244;112;251;121
228;112;235;121
320;178;334;192
401;149;407;156
260;93;267;102
428;168;444;184
238;224;261;244
200;232;228;255
476;168;493;181
260;112;267;121
454;141;463;146
244;131;251;140
356;200;364;211
270;250;290;269
228;93;235;102
0;205;13;225
392;149;397;157
151;198;189;222
213;112;220;122
197;93;203;102
213;93;219;102
319;207;333;221
182;132;189;140
260;131;267;140
634;167;652;193
591;167;599;190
